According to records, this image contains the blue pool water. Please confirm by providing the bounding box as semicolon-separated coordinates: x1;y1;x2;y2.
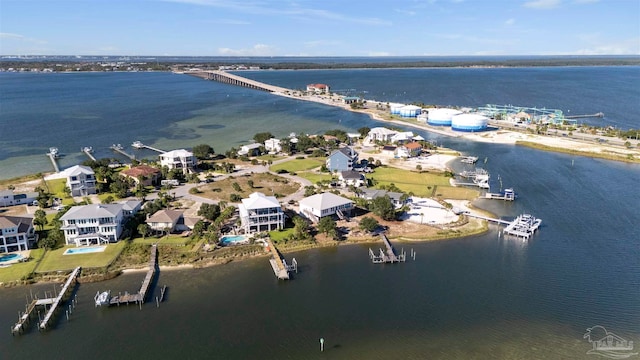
220;235;248;246
63;246;107;255
0;253;23;263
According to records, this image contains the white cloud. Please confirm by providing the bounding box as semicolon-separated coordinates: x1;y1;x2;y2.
573;37;640;55
304;40;342;48
217;43;277;56
0;32;25;39
505;18;516;26
523;0;562;9
573;0;599;3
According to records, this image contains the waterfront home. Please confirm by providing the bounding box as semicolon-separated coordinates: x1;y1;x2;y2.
120;164;161;186
238;143;262;156
0;189;38;207
299;192;354;221
0;215;35;253
367;127;398;143
390;131;415;144
381;145;397;156
238;192;285;234
146;209;187;234
339;170;366;188
358;189;407;209
306;83;330;94
65;165;97;197
342;96;360;104
60;202;140;246
326;147;358;172
396;142;423;158
159;149;196;174
264;138;282;153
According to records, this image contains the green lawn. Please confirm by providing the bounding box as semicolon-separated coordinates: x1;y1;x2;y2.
432;185;479;201
369;167;452;197
269;228;295;243
36;242;126;272
45;178;75;205
296;172;333;185
0;248;45;283
270;157;326;173
257;154;283;162
133;235;192;245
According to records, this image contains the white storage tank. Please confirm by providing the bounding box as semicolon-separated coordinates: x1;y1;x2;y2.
427;108;462;126
390;103;405;115
451;113;488;132
399;105;422;118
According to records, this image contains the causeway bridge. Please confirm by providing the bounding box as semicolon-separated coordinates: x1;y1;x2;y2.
184;70;291;93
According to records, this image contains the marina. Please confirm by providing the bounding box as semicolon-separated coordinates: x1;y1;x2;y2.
11;266;81;335
95;244;158;307
369;234;406;263
455;168;490;189
463;212;542;240
132;141;166;154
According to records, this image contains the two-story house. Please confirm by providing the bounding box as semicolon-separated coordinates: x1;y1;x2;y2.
65;165;97;197
0;189;38;207
299;192;354;222
60;202;140;246
159;149;196;174
0;216;35;253
326;147;358;173
238;192;285;234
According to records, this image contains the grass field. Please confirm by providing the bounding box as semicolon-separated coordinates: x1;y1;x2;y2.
45;178;76;205
0;248;45;283
133;235;192;245
432;185;479;201
269;157;326;173
198;172;300;202
269;228;295;243
295;172;333;185
368;167;450;196
36;242;126;272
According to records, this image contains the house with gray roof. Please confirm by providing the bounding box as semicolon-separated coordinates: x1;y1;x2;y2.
60;201;140;246
358;189;407;208
65;165;97;197
339;170;366;187
238;192;284;234
0;189;38;207
299;192;353;221
326;147;358;172
0;215;35;253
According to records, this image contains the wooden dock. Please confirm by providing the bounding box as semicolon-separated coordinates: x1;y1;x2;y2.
81;147;96;161
109;244;157;306
485;188;516;201
132;141;165;154
46;153;60;172
265;238;297;280
109;144;135;160
369;234;406;264
12;267;81;335
465;213;541;239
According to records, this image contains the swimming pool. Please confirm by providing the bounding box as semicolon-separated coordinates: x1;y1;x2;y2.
0;253;23;263
63;246;107;255
220;235;249;246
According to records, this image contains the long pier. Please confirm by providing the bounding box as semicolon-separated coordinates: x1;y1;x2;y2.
12;266;81;335
565;112;604;119
132;141;165;154
108;244;157;306
109;144;135;160
82;147;96;161
369;234;406;264
46;152;60;172
186;70;290;93
265;238;297;280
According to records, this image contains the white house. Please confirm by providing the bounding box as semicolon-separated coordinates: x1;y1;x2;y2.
299;192;354;221
367;127;398;143
339;170;366;187
358;189;407;209
264;138;282;153
390;131;415;144
238;192;285;234
306;83;330;94
65;165;97;197
0;215;35;253
238;143;262;156
159;149;196;173
60;202;140;246
0;189;38;207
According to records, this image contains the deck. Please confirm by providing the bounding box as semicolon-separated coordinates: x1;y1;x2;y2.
369;234;406;263
265;238;297;280
109;244;157;306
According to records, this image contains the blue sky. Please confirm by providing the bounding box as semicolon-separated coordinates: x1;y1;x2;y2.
1;0;639;56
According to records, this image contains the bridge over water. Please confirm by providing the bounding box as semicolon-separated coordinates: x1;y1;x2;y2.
185;70;291;93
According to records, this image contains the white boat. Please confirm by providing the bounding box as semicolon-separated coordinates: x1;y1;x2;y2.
48;147;59;158
132;141;143;149
81;146;93;153
94;290;111;307
461;156;478;164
